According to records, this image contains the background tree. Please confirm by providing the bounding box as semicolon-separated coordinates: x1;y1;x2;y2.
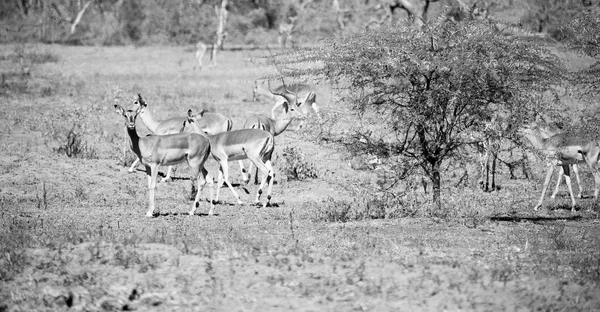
277;19;565;208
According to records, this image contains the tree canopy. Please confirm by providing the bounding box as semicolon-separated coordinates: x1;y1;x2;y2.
277;18;567;207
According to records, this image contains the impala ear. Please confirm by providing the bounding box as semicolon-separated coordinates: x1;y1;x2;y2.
187;109;194;120
137;93;147;107
114;104;124;115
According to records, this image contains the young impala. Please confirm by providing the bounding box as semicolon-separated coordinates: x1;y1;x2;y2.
115;103;214;217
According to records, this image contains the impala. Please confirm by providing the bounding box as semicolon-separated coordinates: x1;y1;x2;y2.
241;102;300;185
520;124;600;211
128;93;232;182
252;79;319;120
536;123;584;200
183;110;276;208
115;104;214;217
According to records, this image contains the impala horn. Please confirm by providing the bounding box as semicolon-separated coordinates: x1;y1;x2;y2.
268;78;298;108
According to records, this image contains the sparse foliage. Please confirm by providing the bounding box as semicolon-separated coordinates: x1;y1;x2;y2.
278;19;565;208
279;146;318;181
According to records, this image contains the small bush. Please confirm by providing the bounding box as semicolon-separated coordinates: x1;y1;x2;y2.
315;197;360;223
55;126;98;159
279;147;318;181
314;197;393;223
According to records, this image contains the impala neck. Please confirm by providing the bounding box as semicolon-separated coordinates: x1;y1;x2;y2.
126;126;142;158
273;117;294;136
138;110;162;133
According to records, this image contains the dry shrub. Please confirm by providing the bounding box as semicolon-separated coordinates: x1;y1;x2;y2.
54;125;98;159
314;195;426;223
279;147;318;181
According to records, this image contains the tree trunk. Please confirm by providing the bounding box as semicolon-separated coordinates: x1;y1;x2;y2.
211;0;228;68
430;161;441;209
70;0;94;35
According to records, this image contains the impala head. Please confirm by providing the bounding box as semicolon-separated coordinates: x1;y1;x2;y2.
132;93;149;114
182;109;207;134
115;104;142;129
268;78;298;109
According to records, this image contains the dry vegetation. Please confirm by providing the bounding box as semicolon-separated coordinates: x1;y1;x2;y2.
0;42;599;311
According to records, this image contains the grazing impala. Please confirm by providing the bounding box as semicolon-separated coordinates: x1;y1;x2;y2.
128;94;232;182
115;104;214;217
520;124;600;211
183;110;276;208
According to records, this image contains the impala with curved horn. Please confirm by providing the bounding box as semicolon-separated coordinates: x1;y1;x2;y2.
252;79;319;119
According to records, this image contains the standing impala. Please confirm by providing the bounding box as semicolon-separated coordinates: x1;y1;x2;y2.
128;94;232;182
183;110;276;208
535;123;584;200
241;83;300;184
520;124;600;211
252;79;319;119
115;104;214;217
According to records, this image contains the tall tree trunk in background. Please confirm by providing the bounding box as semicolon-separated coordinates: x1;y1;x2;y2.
211;0;228;68
70;0;94;35
50;0;95;37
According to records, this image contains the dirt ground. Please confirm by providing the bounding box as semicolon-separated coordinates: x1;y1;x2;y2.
1;44;599;311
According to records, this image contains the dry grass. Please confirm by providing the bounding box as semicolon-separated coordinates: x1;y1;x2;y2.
0;43;599;311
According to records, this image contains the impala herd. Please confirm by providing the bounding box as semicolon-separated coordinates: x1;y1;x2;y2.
115;80;315;217
116;79;599;217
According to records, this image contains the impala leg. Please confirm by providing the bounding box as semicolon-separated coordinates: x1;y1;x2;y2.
189;167;214;216
146;164;159;217
220;162;243;205
561;165;577;211
242;161;257;185
160;165;173;183
215;169;223;203
534;166;555;211
551;166;564;199
265;160;275;207
572;164;582;198
128;158;140;173
253;165;260;185
204;169;215;215
251;159;274;208
238;160;250;184
593;170;600;201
